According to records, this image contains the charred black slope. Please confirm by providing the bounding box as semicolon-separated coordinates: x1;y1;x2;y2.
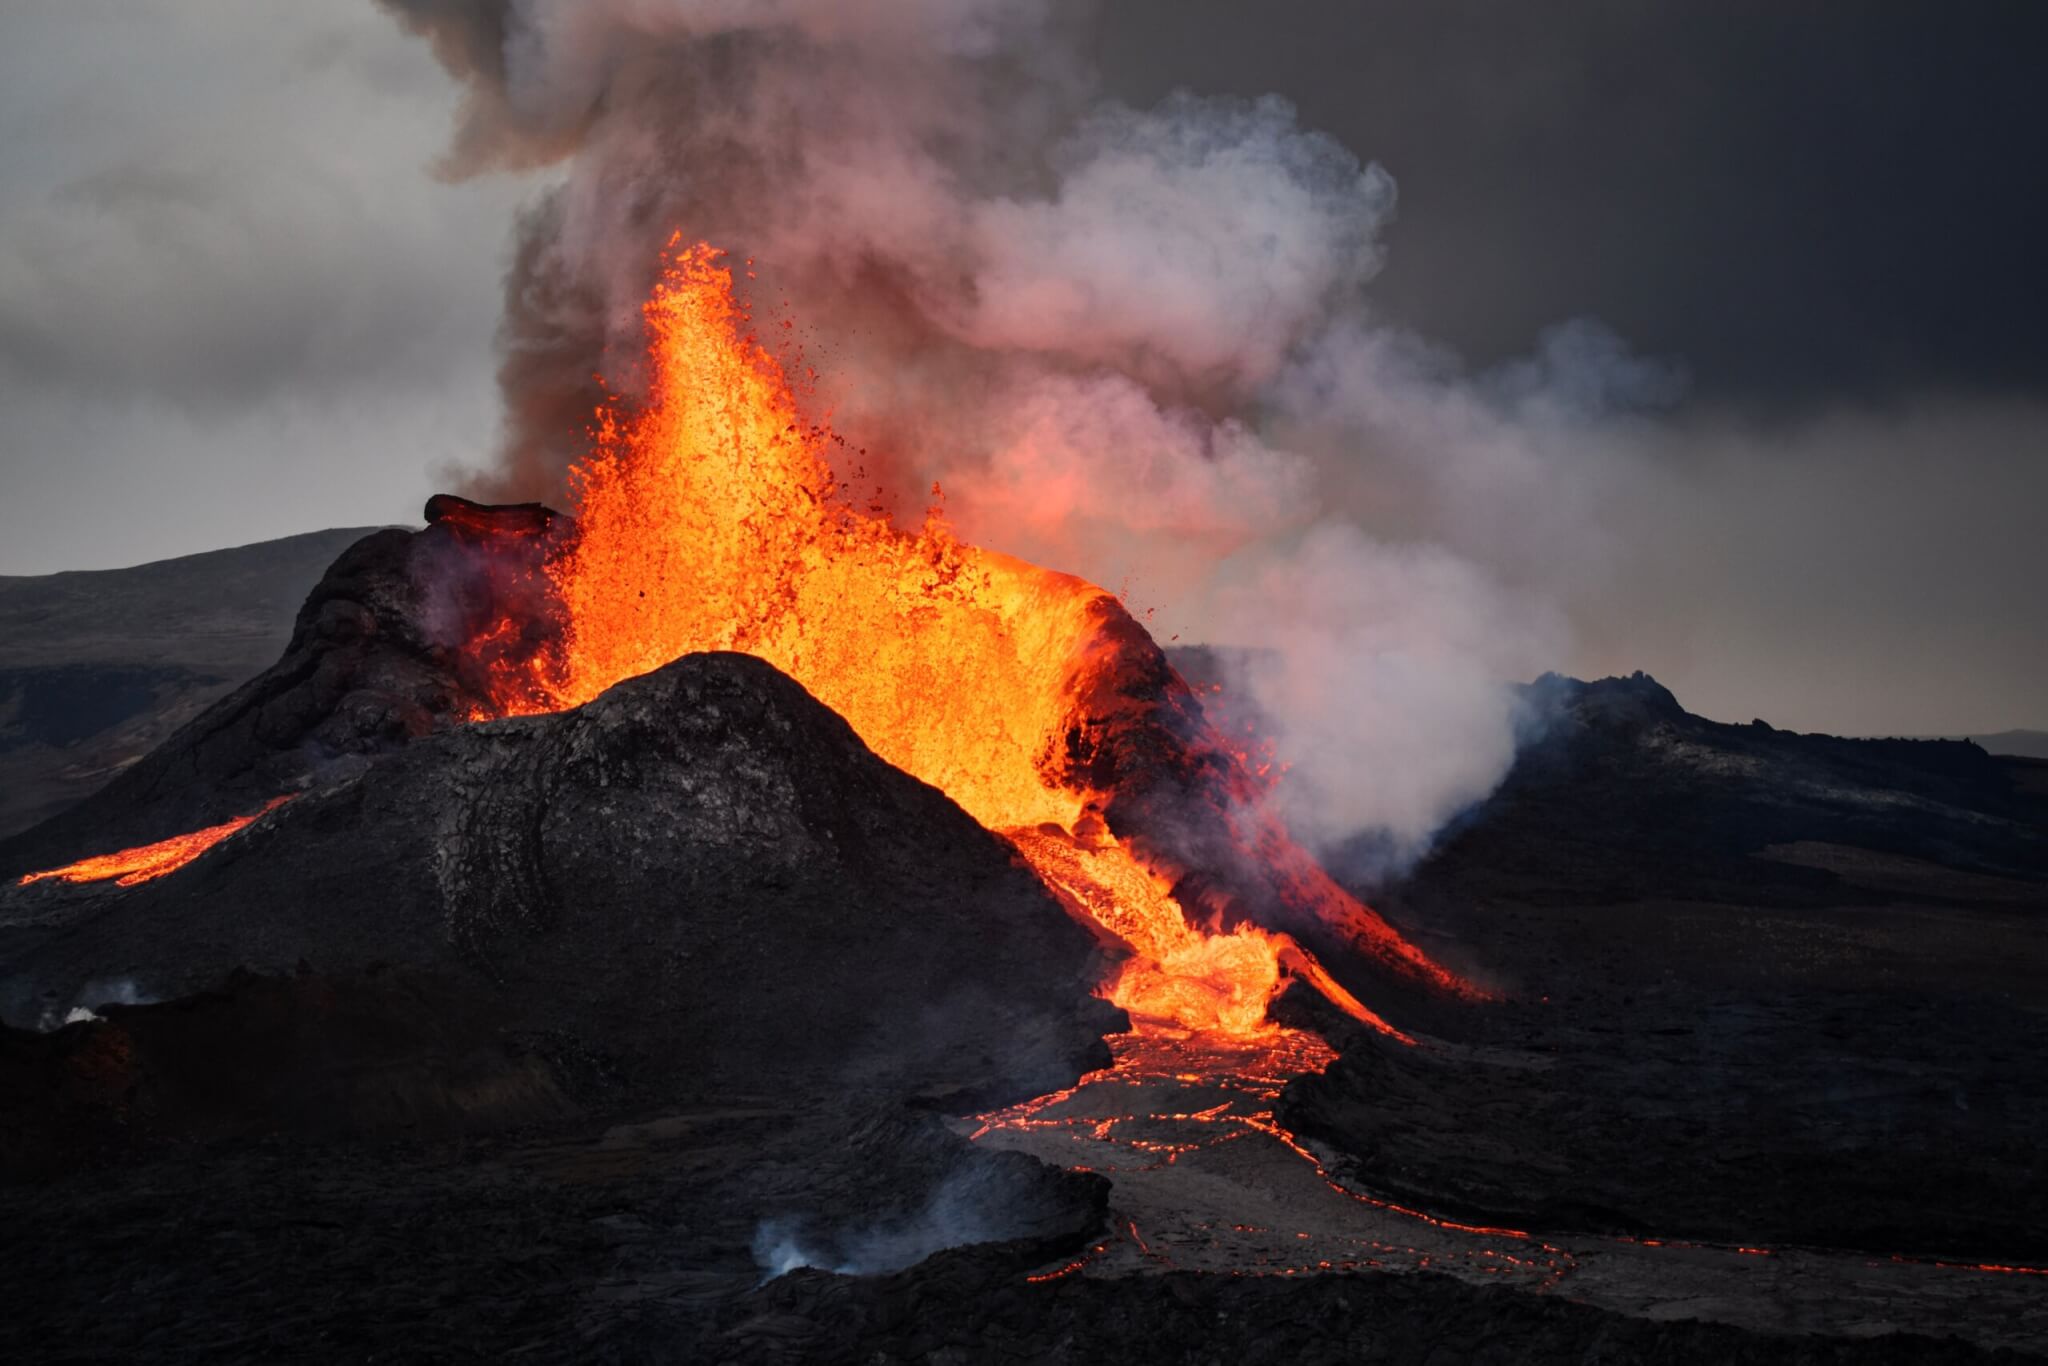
0;539;1119;1347
0;498;568;884
1397;671;2048;907
0;510;546;882
1;652;1112;1104
1284;985;2048;1262
0;518;1474;1024
1287;672;2048;1262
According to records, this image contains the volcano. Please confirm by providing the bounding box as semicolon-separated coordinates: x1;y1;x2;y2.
444;240;1472;1042
4;241;1471;1055
5;244;2048;1364
7;645;1129;1105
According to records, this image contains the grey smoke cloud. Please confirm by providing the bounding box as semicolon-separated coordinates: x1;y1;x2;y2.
364;0;1614;875
956;94;1393;390
366;0;2047;874
0;2;2039;846
372;0;1395;485
0;2;528;576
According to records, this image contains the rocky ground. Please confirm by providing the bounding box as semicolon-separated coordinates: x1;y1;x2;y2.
0;1085;1104;1364
4;1073;2034;1365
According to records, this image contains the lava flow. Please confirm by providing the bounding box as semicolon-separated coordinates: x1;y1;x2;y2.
965;1020;2048;1333
968;1021;1571;1286
465;237;1470;1040
16;796;294;889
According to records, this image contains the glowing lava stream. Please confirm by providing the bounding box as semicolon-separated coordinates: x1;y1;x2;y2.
16;797;295;889
968;1022;1568;1286
965;1022;2048;1346
469;237;1466;1041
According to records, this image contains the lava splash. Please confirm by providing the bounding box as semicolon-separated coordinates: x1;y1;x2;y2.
467;238;1470;1038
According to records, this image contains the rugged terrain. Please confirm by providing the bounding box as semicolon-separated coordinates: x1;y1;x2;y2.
1;530;2044;1362
1291;673;2048;1261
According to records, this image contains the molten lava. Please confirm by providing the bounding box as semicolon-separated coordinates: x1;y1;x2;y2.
471;237;1466;1038
16;797;294;889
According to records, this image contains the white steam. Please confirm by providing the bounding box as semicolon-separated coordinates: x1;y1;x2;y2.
751;1167;1019;1280
35;976;153;1032
957;94;1392;389
1204;525;1563;867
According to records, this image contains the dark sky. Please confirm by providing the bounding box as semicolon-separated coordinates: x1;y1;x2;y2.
1098;1;2048;409
0;1;2041;734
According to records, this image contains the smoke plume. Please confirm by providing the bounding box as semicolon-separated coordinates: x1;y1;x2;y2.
752;1166;1018;1280
376;0;1678;876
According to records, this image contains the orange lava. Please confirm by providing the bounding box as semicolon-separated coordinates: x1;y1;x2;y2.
973;1023;1533;1238
975;1023;2048;1292
969;1020;1574;1285
472;238;1463;1038
16;797;294;889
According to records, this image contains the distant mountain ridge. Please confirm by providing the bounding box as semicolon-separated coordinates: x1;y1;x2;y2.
1908;729;2048;760
0;527;386;836
1391;670;2048;910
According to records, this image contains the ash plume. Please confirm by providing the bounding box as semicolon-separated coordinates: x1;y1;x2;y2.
375;0;1678;876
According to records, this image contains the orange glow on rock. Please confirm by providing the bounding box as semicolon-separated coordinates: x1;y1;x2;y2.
472;239;1465;1038
17;797;294;890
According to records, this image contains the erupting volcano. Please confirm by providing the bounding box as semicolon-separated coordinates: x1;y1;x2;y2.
10;3;2048;1356
460;237;1468;1041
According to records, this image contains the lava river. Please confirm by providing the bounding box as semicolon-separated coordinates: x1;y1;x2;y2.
963;1022;2048;1351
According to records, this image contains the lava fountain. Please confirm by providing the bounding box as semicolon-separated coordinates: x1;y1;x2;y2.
468;237;1471;1040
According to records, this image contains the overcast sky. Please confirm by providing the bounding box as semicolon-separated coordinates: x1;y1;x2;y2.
0;1;2041;735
